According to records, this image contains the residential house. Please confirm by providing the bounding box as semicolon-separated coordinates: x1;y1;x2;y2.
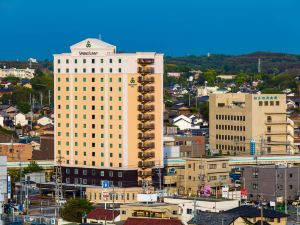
123;218;182;225
172;115;192;130
37;116;53;126
86;209;120;224
14;113;28;126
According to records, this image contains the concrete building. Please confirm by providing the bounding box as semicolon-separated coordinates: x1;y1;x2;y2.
241;165;300;202
164;136;206;158
0;67;35;79
120;202;179;221
163;157;230;196
209;93;294;155
0;143;32;162
86;186;145;204
54;38;163;187
37;116;53;126
164;197;239;223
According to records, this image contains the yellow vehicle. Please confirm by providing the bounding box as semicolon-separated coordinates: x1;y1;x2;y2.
292;201;300;206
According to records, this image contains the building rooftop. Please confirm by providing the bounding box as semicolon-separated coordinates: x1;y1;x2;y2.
87;208;120;221
225;205;288;218
124;218;182;225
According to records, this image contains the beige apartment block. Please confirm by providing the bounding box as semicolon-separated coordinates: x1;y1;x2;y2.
209;93;294;155
54;38;163;186
174;157;230;196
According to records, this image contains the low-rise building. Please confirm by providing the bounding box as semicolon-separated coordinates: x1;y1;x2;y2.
86;187;144;204
176;157;230;196
241;164;300;202
37;116;53;126
14;113;28;126
120;202;179;221
0;143;32;162
86;208;120;224
0;67;35;79
124;218;182;225
164;197;239;223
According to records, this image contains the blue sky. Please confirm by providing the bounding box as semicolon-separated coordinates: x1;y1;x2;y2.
0;0;300;59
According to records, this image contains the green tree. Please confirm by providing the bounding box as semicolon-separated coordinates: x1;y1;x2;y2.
61;199;94;223
234;72;248;85
23;161;43;174
199;102;209;121
203;69;217;85
17;101;30;114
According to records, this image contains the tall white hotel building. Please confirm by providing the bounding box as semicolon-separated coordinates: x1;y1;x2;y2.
54;38;163;187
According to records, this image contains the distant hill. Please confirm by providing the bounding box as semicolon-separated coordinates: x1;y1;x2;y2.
165;52;300;75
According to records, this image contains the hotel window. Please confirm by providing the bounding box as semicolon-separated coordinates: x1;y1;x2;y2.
83;161;86;165
83;115;86;119
83;68;86;73
92;59;95;64
92;115;95;119
92;77;95;82
100;87;104;91
110;87;113;91
83;87;86;91
66;59;69;64
83;96;86;100
118;59;122;63
75;142;78;146
57;96;61;100
83;105;86;110
100;106;104;110
110;106;113;110
92;106;95;110
58;132;61;136
75;68;78;73
83;142;86;147
259;101;263;106
92;124;95;129
100;77;104;82
109;59;113;63
58;59;61;64
58;68;61;73
276;101;279;106
101;68;104;73
118;97;122;101
101;59;104;63
109;171;113;177
110;143;113;148
83;133;86;137
118;68;122;73
92;68;95;73
264;101;268;106
74;59;77;64
101;143;104;147
118;87;122;92
92;96;95;101
74;87;77;91
110;68;113;73
92;87;95;91
75;105;78;109
66;68;69;73
83;59;86;63
270;101;274;106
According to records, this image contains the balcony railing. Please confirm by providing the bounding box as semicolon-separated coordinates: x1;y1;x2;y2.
137;58;154;65
138;142;155;150
138;133;155;141
138;114;155;122
138;86;155;94
138;151;155;160
138;76;155;84
137;67;154;74
138;95;155;103
138;105;155;113
138;161;155;168
138;123;155;131
138;171;153;177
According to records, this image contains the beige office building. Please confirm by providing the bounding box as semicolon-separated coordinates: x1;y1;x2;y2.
54;38;163;187
209;93;294;155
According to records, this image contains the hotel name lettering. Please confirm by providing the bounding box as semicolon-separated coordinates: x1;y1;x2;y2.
253;96;278;100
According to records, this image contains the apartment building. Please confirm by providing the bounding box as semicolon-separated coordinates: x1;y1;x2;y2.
209;93;294;155
174;157;230;196
241;165;300;202
54;38;163;187
0;68;35;79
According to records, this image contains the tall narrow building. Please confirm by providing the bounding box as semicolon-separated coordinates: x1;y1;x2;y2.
54;38;163;187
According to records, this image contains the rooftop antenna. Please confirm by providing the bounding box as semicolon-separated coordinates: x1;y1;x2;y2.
258;58;261;74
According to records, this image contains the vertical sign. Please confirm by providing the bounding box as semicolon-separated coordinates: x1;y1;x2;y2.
250;139;256;156
7;176;11;199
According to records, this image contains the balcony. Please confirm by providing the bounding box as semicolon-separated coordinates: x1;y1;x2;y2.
138;114;155;122
265;131;293;136
138;133;155;141
138;142;155;150
138;95;155;103
138;105;155;113
137;58;154;65
138;76;155;84
138;86;155;94
138;161;155;168
266;141;292;146
265;120;289;125
138;67;154;74
138;171;153;178
138;151;155;160
138;123;155;131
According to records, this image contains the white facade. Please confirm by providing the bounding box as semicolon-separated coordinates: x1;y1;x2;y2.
0;68;35;79
37;116;53;126
0;116;4;127
25;171;46;184
14;113;28;126
164;197;239;223
197;86;228;97
173;115;192;130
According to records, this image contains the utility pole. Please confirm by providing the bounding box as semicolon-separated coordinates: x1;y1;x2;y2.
55;154;64;221
284;165;288;214
48;90;51;106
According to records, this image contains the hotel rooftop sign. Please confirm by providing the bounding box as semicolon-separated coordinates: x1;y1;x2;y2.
253;96;279;100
